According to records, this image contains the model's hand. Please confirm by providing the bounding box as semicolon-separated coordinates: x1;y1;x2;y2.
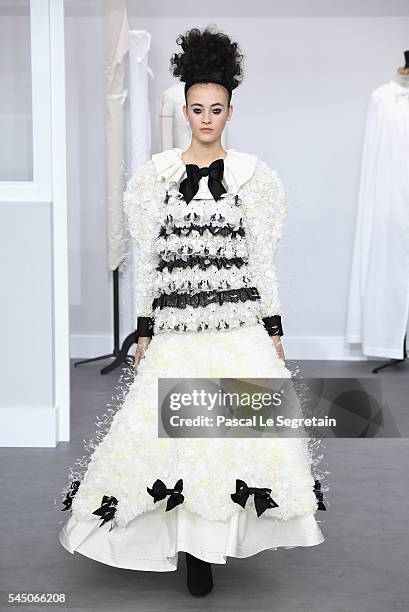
134;337;151;373
271;336;285;363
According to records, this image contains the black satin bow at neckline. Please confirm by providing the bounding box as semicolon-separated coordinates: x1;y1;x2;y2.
179;158;227;204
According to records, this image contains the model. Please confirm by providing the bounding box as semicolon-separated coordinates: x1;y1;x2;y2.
59;25;327;598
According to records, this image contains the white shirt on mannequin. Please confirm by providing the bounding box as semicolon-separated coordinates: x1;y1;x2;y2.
346;78;409;358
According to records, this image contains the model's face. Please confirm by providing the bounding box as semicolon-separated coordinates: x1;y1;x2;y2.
183;83;233;144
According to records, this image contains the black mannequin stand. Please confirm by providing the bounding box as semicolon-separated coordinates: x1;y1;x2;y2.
74;268;136;374
372;333;407;373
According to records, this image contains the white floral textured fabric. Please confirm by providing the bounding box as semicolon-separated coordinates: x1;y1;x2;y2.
59;149;326;570
62;324;322;528
240;160;286;319
122;148;286;334
122;159;162;320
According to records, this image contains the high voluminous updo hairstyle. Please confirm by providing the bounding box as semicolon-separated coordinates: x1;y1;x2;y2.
169;24;244;105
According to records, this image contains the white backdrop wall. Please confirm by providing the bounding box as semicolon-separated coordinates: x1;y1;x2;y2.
64;0;409;360
0;0;69;447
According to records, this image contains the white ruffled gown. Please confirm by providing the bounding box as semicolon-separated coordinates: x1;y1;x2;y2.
58;148;326;571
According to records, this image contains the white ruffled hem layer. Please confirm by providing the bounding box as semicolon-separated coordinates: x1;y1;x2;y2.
59;505;325;572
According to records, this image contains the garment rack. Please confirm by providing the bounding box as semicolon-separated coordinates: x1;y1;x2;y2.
73;268;136;374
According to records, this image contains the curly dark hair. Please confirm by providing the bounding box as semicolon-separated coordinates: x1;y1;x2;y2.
169;25;244;102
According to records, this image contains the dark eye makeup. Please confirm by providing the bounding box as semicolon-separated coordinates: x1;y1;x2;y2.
193;108;222;114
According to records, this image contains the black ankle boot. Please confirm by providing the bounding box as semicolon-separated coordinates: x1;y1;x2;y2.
185;551;214;597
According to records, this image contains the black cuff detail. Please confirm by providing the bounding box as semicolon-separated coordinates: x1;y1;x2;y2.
262;315;283;337
136;316;154;338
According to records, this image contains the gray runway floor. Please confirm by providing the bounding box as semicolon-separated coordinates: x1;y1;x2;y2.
1;358;408;612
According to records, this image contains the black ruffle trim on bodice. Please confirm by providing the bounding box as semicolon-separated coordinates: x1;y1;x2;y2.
159;223;245;239
164;209;243;223
152;286;261;310
262;315;284;336
156;255;248;273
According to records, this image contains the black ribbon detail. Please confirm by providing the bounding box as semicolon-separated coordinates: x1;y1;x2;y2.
313;479;326;511
156;255;248;273
152;286;260;311
147;478;184;511
179;159;227;204
136;316;154;338
92;495;119;530
61;479;80;511
231;478;279;517
159;223;245;239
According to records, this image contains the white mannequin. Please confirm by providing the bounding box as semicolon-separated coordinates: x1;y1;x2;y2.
159;83;191;150
396;69;409;88
159;81;229;152
346;53;409;358
395;50;409;87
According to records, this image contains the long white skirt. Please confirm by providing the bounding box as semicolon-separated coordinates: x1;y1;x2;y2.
59;323;326;571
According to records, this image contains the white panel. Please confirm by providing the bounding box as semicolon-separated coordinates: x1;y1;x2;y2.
0;0;33;181
0;406;58;447
49;0;70;443
0;202;53;409
0;0;69;446
0;0;52;201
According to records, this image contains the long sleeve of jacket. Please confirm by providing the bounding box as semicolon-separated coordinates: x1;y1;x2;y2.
242;160;287;336
122;159;160;337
